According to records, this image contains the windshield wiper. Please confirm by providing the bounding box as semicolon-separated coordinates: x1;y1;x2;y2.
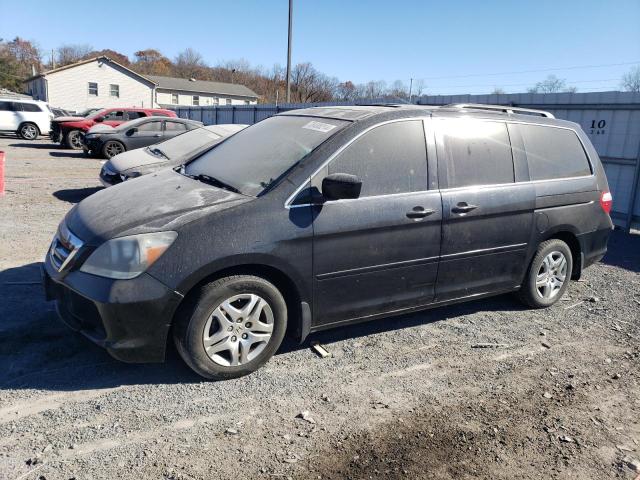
148;147;169;160
190;173;242;194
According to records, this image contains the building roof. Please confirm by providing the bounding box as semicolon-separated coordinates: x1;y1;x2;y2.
146;75;258;99
25;56;155;86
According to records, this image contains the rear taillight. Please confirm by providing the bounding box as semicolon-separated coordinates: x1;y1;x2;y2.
600;191;613;214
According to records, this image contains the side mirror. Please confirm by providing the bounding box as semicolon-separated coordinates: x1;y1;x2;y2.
321;173;362;201
94;117;103;122
127;127;138;136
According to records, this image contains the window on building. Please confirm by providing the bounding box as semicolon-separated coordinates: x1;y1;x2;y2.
213;98;219;106
88;82;98;96
244;100;250;105
226;98;232;106
193;96;200;106
326;120;428;197
109;84;119;98
440;119;514;188
519;124;592;180
172;93;179;104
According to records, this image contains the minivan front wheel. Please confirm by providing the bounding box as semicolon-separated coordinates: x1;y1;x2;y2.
19;123;39;140
519;239;573;308
174;275;287;380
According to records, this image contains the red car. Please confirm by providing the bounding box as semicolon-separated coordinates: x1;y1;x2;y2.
50;107;177;150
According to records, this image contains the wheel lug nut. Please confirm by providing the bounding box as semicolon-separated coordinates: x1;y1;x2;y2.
227;326;233;331
242;333;248;339
231;336;237;342
245;322;252;328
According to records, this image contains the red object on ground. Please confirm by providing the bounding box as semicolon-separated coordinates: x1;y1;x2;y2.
0;151;4;196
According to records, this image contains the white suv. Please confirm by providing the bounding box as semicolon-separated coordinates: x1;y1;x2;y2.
0;98;52;140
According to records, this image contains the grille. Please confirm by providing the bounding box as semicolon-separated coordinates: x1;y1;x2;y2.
49;223;83;272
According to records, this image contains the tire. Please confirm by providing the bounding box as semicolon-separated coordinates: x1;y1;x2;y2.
18;122;39;140
102;140;125;159
518;239;573;308
174;275;287;380
65;130;84;150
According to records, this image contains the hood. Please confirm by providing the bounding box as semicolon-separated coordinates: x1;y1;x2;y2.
109;148;164;172
52;116;84;123
66;169;251;244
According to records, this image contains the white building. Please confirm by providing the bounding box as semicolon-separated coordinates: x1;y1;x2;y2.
24;56;258;112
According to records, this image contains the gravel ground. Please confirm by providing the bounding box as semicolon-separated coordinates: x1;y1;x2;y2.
0;136;639;480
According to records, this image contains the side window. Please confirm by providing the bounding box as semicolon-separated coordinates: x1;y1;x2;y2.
327;120;427;197
103;110;125;121
88;82;98;96
20;103;42;112
126;111;145;120
164;121;188;132
441;119;514;188
0;101;11;111
137;121;163;132
519;124;592;180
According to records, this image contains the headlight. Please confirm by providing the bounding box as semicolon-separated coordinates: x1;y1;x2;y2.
80;232;177;279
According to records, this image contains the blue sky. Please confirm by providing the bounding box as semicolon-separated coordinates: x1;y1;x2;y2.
1;0;639;94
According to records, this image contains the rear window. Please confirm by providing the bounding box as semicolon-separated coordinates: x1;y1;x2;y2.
441;119;514;188
519;124;592;180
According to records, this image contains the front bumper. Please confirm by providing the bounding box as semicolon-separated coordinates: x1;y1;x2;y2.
43;254;183;363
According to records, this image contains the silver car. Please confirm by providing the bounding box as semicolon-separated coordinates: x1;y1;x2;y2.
99;124;247;186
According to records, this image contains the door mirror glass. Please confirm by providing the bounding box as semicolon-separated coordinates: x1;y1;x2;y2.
322;173;362;201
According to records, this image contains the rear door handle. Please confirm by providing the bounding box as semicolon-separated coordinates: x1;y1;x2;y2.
451;202;478;214
406;206;435;219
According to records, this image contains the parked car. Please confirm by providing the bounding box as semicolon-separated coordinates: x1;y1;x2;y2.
0;98;52;140
100;124;247;186
50;107;177;150
43;104;613;380
83;116;203;159
74;107;103;117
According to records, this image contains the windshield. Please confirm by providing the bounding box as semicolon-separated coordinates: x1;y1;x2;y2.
87;109;107;119
185;116;348;196
148;126;225;160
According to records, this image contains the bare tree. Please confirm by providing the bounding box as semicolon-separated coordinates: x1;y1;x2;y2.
491;87;506;94
528;75;577;93
389;80;409;99
412;79;426;97
55;44;93;67
290;62;336;103
174;48;207;78
0;37;42;89
621;66;640;92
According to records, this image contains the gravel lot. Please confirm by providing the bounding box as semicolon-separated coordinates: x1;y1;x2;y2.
0;136;639;480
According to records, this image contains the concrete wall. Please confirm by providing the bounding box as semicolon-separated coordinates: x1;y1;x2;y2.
28;60;155;112
156;89;256;107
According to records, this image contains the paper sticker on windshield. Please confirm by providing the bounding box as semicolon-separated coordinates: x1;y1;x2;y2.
302;121;336;133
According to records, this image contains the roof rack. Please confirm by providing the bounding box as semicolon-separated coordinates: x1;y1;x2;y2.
447;103;555;118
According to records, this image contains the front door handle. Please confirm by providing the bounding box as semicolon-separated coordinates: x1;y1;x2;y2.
451;202;478;214
406;206;435;219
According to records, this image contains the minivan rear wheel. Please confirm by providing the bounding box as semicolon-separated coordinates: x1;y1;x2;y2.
174;275;287;380
18;122;39;140
518;239;573;308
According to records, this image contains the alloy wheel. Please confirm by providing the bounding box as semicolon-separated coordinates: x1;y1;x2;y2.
69;132;83;149
535;251;567;299
21;124;38;140
104;142;124;158
203;293;274;367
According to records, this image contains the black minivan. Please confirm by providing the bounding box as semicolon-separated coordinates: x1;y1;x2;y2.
43;104;614;379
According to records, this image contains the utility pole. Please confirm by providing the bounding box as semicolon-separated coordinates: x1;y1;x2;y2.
285;0;293;103
408;78;413;103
